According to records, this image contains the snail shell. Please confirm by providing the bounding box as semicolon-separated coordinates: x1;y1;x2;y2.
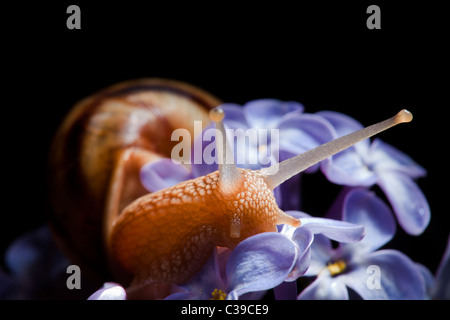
47;78;221;283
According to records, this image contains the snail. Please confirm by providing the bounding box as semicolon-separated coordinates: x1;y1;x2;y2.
48;78;413;298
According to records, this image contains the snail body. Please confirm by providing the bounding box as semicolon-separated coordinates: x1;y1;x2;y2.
110;169;297;285
48;78;413;294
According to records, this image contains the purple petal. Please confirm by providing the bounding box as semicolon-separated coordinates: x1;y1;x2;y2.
244;99;304;129
343;188;396;252
292;226;314;251
321;149;378;186
368;139;427;178
285;228;314;281
191;161;217;179
377;172;430;235
226;232;297;298
140;159;192;192
296;215;365;243
88;282;127;300
191;121;218;177
278;113;335;153
316;110;370;154
342;250;426;300
298;276;349;300
221;104;250;130
273;184;284;208
277;175;302;210
318;111;376;185
278;113;336;173
229;124;271;170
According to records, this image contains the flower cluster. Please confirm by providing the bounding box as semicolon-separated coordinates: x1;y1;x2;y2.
1;99;446;300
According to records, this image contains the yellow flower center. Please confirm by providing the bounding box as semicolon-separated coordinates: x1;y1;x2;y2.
210;288;227;300
327;260;346;276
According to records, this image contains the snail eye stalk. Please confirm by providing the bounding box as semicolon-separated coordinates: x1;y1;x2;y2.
261;109;413;189
210;107;242;195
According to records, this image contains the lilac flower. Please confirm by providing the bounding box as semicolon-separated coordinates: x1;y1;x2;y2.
318;111;430;235
141;99;335;209
298;188;426;300
162;212;364;300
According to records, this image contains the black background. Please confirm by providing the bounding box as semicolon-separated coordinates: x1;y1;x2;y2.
2;0;448;293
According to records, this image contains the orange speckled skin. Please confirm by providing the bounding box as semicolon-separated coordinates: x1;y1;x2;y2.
110;169;283;286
